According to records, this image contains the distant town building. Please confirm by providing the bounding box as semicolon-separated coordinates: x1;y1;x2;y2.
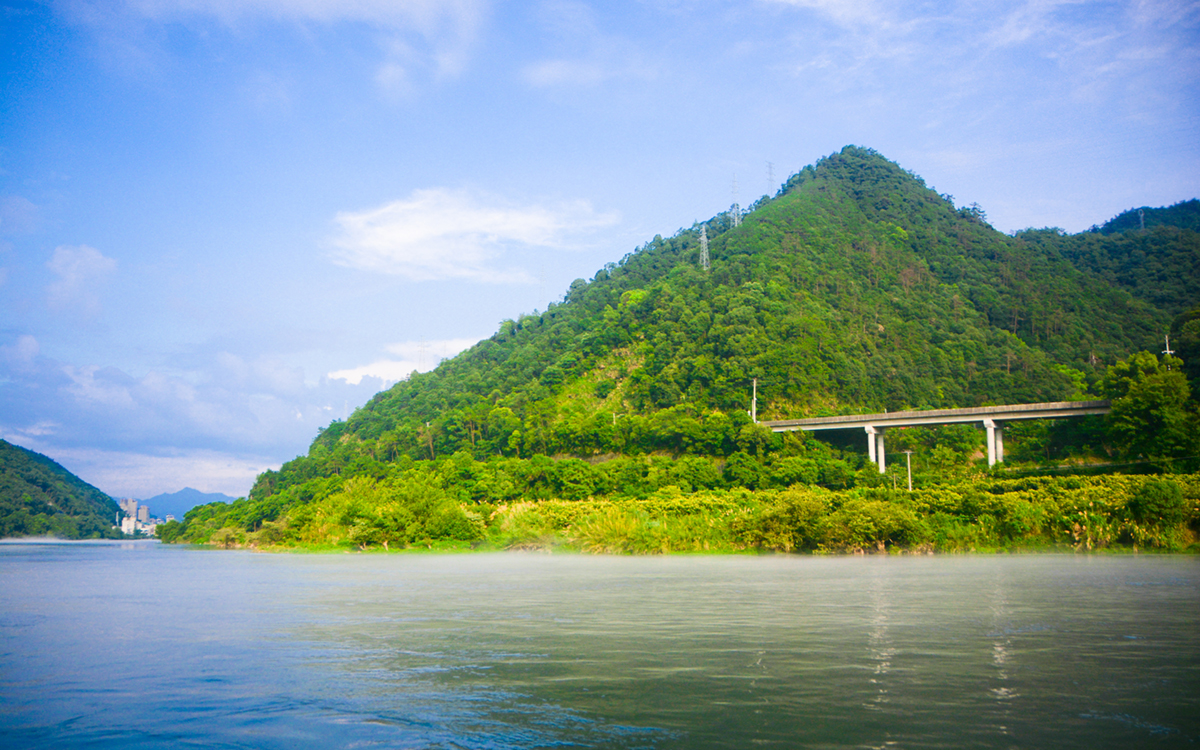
117;498;162;537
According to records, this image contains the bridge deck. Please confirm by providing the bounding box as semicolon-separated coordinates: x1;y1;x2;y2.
762;400;1110;432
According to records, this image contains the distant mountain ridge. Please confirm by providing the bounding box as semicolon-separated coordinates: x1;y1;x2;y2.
1049;200;1200;317
0;439;122;539
141;488;234;520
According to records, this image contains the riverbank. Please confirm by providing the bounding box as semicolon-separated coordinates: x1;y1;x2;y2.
162;473;1200;554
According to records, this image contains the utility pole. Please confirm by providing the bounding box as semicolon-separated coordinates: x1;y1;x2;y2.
1164;334;1176;369
903;450;914;491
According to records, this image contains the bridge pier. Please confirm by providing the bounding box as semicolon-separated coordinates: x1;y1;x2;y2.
983;419;1005;466
865;425;886;473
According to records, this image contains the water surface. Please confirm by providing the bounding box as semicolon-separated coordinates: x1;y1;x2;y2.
1;542;1197;748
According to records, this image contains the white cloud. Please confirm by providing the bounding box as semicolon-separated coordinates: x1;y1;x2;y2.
328;337;480;385
327;360;415;386
331;188;618;282
63;365;139;409
46;245;117;316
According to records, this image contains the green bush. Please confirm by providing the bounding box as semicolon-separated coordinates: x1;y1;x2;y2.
1128;479;1186;526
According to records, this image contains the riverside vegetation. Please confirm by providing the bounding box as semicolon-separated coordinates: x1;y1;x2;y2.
157;147;1200;553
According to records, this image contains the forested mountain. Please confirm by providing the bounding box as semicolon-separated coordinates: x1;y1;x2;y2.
304;146;1169;461
163;147;1199;550
0;440;122;539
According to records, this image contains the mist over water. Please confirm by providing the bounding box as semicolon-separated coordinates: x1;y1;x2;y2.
1;543;1197;749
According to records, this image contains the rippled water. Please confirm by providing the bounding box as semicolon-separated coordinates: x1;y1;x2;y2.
1;542;1197;748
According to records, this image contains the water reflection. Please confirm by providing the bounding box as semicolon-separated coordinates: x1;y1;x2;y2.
987;575;1019;704
865;569;895;709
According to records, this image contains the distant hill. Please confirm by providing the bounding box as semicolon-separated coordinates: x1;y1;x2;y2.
141;488;234;520
0;439;123;539
1043;199;1200;317
1095;199;1200;235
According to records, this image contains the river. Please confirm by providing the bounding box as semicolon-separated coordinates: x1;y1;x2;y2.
1;541;1197;748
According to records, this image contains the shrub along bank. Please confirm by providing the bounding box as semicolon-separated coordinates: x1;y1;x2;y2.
159;473;1200;554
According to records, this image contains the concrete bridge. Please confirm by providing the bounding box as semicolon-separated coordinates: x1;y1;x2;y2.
762;400;1111;472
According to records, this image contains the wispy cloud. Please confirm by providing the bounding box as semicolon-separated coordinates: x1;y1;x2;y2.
65;0;488;85
520;0;661;88
1;335;41;370
761;0;890;29
328;338;480;385
759;0;1200;115
331;188;618;282
0;196;41;235
46;245;117;317
523;59;609;87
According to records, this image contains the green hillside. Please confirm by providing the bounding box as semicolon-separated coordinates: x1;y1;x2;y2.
0;440;122;539
161;147;1199;551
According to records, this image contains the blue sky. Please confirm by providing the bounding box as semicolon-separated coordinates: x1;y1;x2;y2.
2;0;1197;499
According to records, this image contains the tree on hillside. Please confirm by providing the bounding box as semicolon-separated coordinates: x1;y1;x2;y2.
1102;352;1197;461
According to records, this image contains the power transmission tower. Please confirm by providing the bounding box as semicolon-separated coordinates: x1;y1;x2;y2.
766;161;774;196
730;174;741;227
699;225;710;270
